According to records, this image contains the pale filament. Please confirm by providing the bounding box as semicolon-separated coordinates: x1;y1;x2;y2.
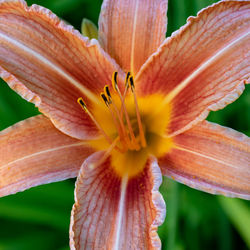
77;72;147;153
101;92;129;151
112;72;139;150
129;76;147;148
104;85;130;145
110;104;132;150
77;97;123;152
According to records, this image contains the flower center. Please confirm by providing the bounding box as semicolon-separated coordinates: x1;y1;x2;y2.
78;72;174;178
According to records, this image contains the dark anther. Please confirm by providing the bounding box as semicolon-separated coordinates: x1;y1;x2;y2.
101;93;109;106
105;85;111;98
129;76;135;92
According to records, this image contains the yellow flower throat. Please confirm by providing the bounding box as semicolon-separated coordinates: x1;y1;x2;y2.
78;72;173;178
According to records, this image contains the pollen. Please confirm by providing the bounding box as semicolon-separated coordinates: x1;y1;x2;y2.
78;72;173;178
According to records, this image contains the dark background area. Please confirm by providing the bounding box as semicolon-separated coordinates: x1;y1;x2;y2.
0;0;249;249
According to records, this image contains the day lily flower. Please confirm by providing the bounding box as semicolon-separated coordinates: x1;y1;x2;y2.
0;0;249;248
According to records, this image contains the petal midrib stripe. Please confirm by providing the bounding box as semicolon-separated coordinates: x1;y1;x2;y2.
113;174;128;250
163;31;250;104
174;145;243;170
1;142;86;170
130;0;139;74
0;32;99;103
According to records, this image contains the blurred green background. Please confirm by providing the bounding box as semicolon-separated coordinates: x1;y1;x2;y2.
0;0;249;249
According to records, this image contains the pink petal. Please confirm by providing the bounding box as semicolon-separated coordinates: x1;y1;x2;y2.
159;121;250;199
70;152;165;249
0;0;123;140
0;115;94;197
98;0;168;74
136;1;250;136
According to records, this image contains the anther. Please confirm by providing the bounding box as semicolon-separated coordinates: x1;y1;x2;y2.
125;72;131;89
77;97;87;112
77;97;117;148
101;90;128;150
112;71;118;91
104;85;112;104
100;92;109;106
110;71;140;150
129;75;135;92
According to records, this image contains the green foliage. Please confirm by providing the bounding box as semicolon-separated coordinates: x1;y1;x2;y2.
0;0;249;249
218;197;250;248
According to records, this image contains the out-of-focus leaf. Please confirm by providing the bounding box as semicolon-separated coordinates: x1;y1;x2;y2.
0;231;56;250
218;196;250;248
208;85;250;136
218;208;232;250
0;220;69;249
59;246;70;250
0;181;74;231
26;0;102;29
159;178;179;250
0;80;39;130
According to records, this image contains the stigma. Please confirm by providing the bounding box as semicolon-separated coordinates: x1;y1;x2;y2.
77;72;173;178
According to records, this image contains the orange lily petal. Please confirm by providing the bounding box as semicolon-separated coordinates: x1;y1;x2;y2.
0;0;123;140
0;115;94;197
136;1;250;136
70;152;165;249
159;121;250;199
98;0;168;75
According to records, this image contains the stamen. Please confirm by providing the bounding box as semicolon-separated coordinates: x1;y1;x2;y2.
77;97;114;146
112;71;139;149
103;83;135;149
125;72;131;90
111;72;139;150
77;97;88;112
100;93;109;106
121;72;130;102
129;76;147;148
104;85;112;104
118;72;130;121
112;71;119;92
100;92;127;150
112;71;128;102
128;75;135;92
